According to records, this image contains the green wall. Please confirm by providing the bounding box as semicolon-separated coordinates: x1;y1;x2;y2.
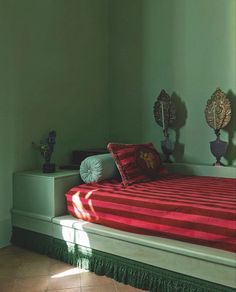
110;0;236;165
0;0;109;247
1;0;235;247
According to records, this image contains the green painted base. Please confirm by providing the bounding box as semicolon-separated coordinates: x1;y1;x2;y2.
0;218;11;247
11;227;234;292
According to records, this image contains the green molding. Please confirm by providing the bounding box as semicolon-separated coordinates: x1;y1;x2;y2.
165;163;236;178
11;209;52;222
11;227;234;292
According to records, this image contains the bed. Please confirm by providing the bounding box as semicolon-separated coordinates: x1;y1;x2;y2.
65;175;236;253
11;146;236;292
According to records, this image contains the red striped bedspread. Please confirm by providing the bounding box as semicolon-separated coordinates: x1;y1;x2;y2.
65;175;236;252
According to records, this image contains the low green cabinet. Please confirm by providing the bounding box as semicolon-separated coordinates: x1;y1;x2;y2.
12;170;80;220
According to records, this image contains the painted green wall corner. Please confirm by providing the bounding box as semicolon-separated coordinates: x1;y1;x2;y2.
110;0;236;166
1;0;235;248
0;0;109;247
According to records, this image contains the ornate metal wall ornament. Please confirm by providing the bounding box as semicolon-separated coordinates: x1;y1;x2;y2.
153;90;176;162
153;90;176;136
205;88;231;132
204;88;231;166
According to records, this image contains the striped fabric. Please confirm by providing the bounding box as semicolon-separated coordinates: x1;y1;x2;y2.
65;175;236;252
107;142;163;186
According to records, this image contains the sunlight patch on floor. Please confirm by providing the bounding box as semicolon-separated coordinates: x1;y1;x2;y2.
51;267;88;278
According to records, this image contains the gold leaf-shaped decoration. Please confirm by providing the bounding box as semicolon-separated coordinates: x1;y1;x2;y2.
153;90;176;131
205;88;231;130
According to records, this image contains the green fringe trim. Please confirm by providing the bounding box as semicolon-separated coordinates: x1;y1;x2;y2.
11;227;234;292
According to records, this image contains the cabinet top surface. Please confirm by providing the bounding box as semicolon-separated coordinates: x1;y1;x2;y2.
14;169;80;178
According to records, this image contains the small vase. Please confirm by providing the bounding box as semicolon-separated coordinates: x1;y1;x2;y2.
43;163;56;173
210;137;228;166
161;138;175;163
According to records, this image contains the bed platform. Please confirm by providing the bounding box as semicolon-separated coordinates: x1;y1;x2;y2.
11;167;236;292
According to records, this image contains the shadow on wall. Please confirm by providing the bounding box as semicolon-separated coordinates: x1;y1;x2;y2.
171;92;187;162
224;90;236;166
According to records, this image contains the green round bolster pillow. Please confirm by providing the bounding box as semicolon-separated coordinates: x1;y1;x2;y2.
80;153;119;183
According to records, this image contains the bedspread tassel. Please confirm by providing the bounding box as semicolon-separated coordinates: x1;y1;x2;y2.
53;244;236;292
11;227;235;292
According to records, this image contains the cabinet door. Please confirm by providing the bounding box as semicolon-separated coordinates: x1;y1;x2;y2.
13;175;55;217
13;172;80;218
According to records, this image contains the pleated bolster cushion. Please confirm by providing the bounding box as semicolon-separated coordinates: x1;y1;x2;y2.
80;153;118;183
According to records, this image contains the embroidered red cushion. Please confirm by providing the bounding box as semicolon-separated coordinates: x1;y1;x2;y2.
107;142;164;186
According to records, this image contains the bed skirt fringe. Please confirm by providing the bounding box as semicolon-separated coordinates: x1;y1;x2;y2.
11;227;234;292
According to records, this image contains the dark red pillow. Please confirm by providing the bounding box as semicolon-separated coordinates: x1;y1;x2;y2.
107;142;163;186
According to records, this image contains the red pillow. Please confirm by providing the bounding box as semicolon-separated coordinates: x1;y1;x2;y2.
107;142;163;186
